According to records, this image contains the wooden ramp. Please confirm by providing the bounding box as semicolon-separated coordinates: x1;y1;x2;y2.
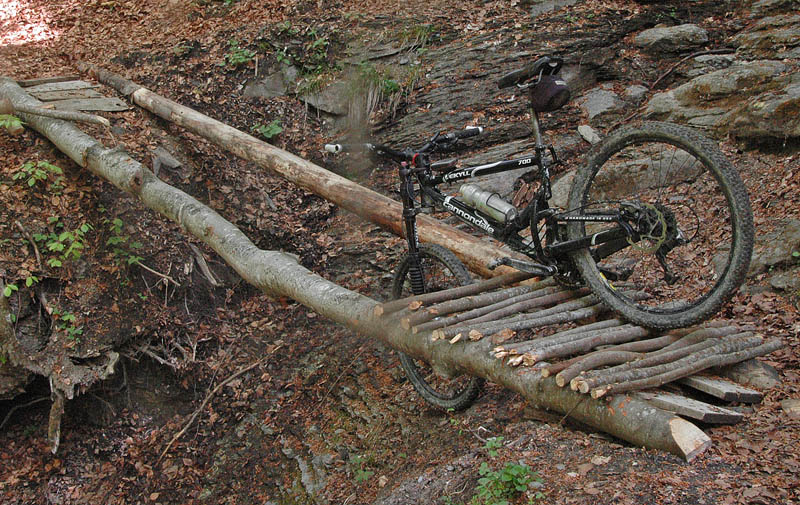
17;75;129;112
377;273;780;427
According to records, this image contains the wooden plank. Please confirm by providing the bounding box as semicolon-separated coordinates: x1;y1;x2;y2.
30;88;105;101
17;75;81;87
43;98;129;112
24;80;100;94
678;376;764;404
636;391;743;424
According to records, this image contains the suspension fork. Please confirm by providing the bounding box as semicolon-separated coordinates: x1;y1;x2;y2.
399;162;426;295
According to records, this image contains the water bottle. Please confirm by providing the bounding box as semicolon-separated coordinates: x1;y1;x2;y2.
459;184;518;224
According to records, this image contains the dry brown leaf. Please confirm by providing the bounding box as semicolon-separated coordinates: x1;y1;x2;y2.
491;328;516;344
468;329;483;341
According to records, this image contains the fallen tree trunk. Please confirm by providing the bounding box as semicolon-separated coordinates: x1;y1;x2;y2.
76;62;519;278
0;76;712;461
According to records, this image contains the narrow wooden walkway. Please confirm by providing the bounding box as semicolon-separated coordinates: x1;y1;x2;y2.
377;272;781;426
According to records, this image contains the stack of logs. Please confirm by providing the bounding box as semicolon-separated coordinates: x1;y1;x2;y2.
376;272;783;398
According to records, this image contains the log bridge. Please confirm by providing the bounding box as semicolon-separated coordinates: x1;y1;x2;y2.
0;70;784;461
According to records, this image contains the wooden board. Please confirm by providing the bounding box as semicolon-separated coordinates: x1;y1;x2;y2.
24;80;100;94
636;391;743;424
678;376;764;404
30;89;105;101
17;75;81;87
43;98;129;112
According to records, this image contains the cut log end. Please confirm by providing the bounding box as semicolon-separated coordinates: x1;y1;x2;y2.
555;373;567;387
590;385;610;399
669;417;712;462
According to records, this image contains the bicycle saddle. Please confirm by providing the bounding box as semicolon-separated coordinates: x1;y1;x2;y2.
497;56;563;88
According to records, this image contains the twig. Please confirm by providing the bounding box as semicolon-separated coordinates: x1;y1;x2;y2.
649;48;735;91
10;101;111;126
158;356;271;462
14;220;42;269
135;261;181;287
188;243;220;287
0;397;49;430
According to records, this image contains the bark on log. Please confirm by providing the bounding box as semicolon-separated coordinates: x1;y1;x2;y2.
0;76;714;460
556;351;643;387
77;63;519;278
0;98;110;126
523;325;650;365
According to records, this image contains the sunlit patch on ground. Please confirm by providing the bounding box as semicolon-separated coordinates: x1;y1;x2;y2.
0;0;60;45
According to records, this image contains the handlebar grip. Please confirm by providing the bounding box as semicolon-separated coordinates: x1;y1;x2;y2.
452;126;484;139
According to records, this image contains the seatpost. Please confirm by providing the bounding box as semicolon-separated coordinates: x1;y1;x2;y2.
530;109;545;149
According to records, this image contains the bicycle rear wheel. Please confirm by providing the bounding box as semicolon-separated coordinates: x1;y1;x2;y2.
566;122;753;330
392;244;484;411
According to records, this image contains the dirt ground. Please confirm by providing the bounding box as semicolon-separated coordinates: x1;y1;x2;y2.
1;1;799;504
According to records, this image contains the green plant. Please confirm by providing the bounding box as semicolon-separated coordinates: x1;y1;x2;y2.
251;119;283;140
3;283;18;298
351;454;375;483
33;218;93;268
223;39;255;67
0;114;24;131
12;160;63;188
51;307;84;343
472;461;543;505
484;437;504;458
106;217;144;265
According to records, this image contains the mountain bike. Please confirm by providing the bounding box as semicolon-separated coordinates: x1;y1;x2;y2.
324;55;754;410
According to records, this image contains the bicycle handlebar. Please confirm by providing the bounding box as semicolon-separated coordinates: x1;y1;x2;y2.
498;56;563;89
324;127;484;162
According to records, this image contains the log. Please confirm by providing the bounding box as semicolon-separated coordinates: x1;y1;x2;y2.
411;286;562;334
556;351;643;387
0;99;110;126
378;271;539;316
573;332;752;393
677;376;764;403
524;325;649;366
635;392;743;425
403;284;536;329
438;293;599;340
578;333;761;394
0;76;716;460
500;322;637;355
456;287;589;329
591;339;783;398
17;75;81;87
78;62;523;279
541;333;680;377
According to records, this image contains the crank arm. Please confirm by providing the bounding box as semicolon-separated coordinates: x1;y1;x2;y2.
488;257;557;276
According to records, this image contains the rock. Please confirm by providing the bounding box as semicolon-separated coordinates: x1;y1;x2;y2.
634;24;709;54
577;86;624;122
560;63;597;95
750;0;797;16
722;73;800;143
243;65;299;99
781;399;800;419
644;60;795;137
684;54;736;78
717;359;781;390
549;170;575;210
578;125;602;145
769;266;800;293
529;0;580;18
300;80;351;116
623;85;648;103
732;14;800;59
748;219;800;275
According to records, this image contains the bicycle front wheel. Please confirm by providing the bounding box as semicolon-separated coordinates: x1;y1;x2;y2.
392;244;484;411
566;122;753;330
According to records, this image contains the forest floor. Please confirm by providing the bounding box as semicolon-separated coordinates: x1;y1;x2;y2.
1;0;799;504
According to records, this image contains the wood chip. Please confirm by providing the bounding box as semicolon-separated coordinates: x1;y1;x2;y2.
468;329;483;341
490;328;516;344
449;333;463;344
408;300;423;311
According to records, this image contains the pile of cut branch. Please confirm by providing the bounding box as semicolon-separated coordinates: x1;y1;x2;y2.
376;278;782;398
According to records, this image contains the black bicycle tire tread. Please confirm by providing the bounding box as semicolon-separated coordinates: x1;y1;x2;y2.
392;244;485;410
567;122;754;330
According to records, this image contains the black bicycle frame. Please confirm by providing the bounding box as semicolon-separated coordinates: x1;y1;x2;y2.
402;149;631;267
